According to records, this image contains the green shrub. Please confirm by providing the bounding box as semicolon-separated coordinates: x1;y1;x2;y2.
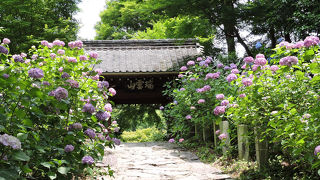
121;127;166;142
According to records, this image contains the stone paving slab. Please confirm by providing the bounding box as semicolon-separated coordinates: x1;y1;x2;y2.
97;142;231;180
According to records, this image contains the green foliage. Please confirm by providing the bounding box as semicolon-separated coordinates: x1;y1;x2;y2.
0;39;118;179
0;0;80;53
120;127;166;142
112;104;165;131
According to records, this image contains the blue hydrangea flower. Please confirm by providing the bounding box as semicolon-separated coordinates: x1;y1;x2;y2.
255;42;262;49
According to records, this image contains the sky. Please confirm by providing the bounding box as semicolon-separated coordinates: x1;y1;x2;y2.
74;0;106;40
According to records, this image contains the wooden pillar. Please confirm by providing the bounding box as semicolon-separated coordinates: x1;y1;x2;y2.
219;121;230;155
237;124;249;161
255;127;268;170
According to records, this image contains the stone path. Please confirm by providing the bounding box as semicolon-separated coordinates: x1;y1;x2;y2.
97;142;231;180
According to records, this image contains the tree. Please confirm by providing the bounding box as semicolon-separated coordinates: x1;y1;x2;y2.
0;0;81;53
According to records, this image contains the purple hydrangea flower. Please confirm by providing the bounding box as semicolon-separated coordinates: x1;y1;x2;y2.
0;134;21;149
205;72;220;79
226;73;237;82
256;54;265;58
216;94;225;100
84;128;96;138
43;81;50;86
185;115;192;120
231;69;240;74
196;57;203;61
83;103;95;114
69;122;82;130
53;40;65;47
54;87;68;101
13;55;24;63
66;79;79;88
221;100;229;106
80;55;88;61
159;106;164;110
0;46;9;54
3;74;9;79
28;68;44;79
254;58;267;66
230;63;237;69
41;40;49;46
217;63;224;68
114;127;119;133
112;138;121;145
106;136;112;141
315;145;320;156
98;81;109;89
214;106;226;115
224;66;231;70
104;103;112;112
31;54;38;60
168;138;175;143
239;93;246;98
304;36;319;47
61;72;70;79
97;133;106;141
82;156;94;165
74;40;83;48
96;111;109;121
64;145;74;152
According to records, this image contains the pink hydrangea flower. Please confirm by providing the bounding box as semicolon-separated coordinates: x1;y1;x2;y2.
190;77;196;81
254;58;267;66
91;75;99;80
58;67;63;72
2;38;10;44
244;56;254;64
239;93;246;98
242;78;253;86
216;94;225;100
221;100;229;106
217;63;224;68
215;130;220;135
190;106;196;110
226;73;237;82
196;57;203;61
187;61;195;66
180;66;188;71
41;40;49;46
214;106;226;115
256;54;265;59
68;57;77;63
270;65;279;72
231;69;240;74
80;55;88;61
241;64;247;69
109;88;116;96
198;99;205;104
185;115;192;120
95;69;103;75
57;49;65;55
252;64;259;71
314;145;320;156
179;138;184;143
178;74;184;78
218;133;227;140
279;56;298;66
293;41;304;49
104;103;112;112
89;52;98;59
304;36;319;47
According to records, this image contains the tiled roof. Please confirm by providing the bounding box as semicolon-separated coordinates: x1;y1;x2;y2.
83;39;201;73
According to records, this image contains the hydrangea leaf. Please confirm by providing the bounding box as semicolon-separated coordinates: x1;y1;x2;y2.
12;151;30;161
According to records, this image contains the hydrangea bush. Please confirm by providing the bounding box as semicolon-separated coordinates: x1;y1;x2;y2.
224;36;320;177
162;57;238;142
163;36;320;177
0;39;119;179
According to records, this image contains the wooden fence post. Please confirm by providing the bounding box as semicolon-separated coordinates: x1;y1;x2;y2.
237;124;249;161
254;127;268;170
219;121;230;155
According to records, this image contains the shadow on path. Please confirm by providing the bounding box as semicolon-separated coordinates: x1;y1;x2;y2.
97;142;232;180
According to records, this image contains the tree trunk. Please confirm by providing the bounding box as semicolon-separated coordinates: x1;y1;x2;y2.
222;0;236;54
285;33;291;43
234;28;253;57
269;27;277;48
